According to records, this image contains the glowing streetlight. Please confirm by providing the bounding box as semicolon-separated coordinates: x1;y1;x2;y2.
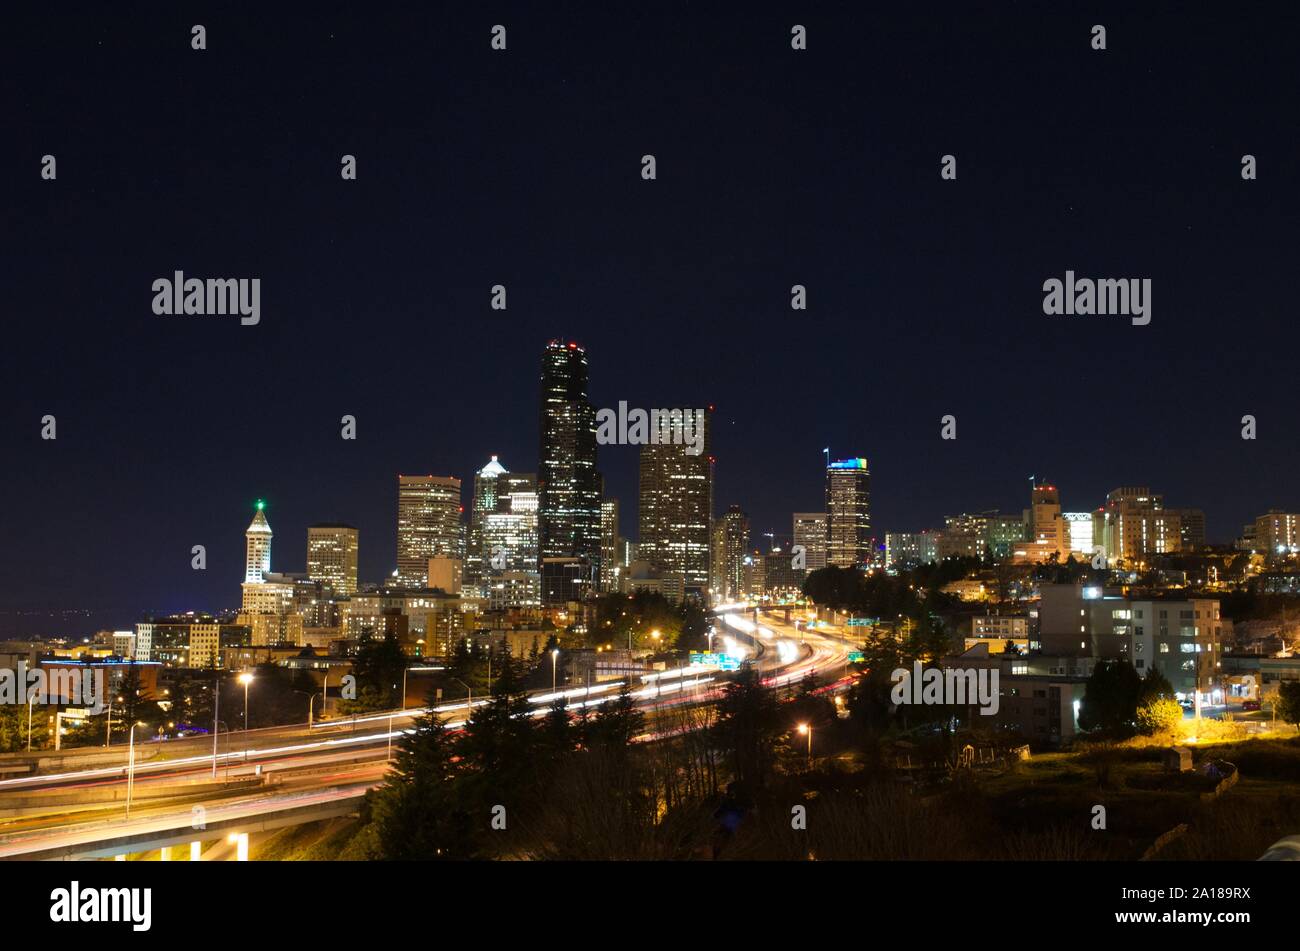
238;672;254;731
126;720;147;819
797;722;812;767
551;648;560;695
26;691;38;751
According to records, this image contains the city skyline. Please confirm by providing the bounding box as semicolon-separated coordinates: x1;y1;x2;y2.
6;8;1300;635
6;3;1300;897
6;343;1297;638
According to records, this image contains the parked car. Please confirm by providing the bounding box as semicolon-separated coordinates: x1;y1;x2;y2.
1242;699;1261;711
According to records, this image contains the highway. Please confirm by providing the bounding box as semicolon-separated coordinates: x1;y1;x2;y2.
0;604;859;859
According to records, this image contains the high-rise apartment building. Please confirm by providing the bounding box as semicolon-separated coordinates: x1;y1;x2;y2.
792;512;828;571
307;523;359;596
1254;510;1300;559
396;475;462;587
1168;508;1206;550
885;531;938;569
638;408;713;600
826;458;871;568
1100;486;1181;565
538;341;602;599
711;505;749;603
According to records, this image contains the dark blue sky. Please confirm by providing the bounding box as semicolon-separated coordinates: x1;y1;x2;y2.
4;3;1299;636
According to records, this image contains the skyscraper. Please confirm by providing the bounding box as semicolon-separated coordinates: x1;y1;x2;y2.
482;494;540;570
307;523;359;596
638;408;713;600
396;475;462;587
711;505;749;604
792;512;828;572
1029;483;1066;557
239;501;297;639
466;456;508;595
538;341;602;599
244;500;272;583
600;498;620;592
825;458;871;567
1099;486;1181;565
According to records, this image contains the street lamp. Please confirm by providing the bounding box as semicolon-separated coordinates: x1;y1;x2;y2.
551;648;560;695
797;722;812;767
238;672;253;731
211;677;220;779
452;677;473;715
27;691;38;751
126;720;146;819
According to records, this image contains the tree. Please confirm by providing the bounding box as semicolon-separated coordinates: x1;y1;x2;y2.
344;631;408;713
1136;697;1183;736
1078;659;1142;735
1137;667;1175;703
1276;681;1300;729
0;702;51;752
713;663;781;790
542;695;572;754
588;682;644;750
370;709;474;859
457;660;536;797
113;663;164;739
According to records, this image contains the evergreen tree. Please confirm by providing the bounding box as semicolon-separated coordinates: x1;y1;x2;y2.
1078;659;1143;735
588;682;644;749
714;663;781;790
371;709;474;859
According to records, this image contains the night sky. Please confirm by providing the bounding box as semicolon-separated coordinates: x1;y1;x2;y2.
4;3;1299;636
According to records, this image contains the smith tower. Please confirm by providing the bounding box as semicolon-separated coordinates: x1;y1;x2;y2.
245;500;272;583
538;341;602;592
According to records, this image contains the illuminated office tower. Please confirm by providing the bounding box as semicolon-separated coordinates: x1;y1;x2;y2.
396;474;462;587
1062;513;1096;558
538;341;602;599
244;500;272;583
482;491;540;573
600;498;620;592
307;523;359;596
638;408;713;600
466;456;508;595
825;458;871;568
792;512;828;571
1029;483;1067;556
711;505;749;603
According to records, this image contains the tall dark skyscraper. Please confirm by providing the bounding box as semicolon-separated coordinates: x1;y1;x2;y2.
538;340;602;599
